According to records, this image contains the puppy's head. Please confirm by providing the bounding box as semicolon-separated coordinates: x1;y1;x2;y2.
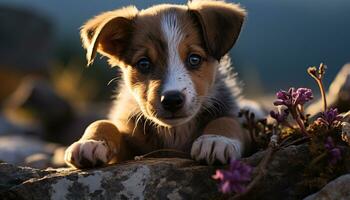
81;1;245;127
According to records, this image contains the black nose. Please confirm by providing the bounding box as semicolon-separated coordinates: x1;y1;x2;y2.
161;91;185;113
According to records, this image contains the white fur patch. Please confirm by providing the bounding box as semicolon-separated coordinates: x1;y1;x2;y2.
64;139;110;168
160;13;196;110
190;134;242;164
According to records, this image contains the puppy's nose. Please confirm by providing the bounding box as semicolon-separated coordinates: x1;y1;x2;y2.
161;91;185;113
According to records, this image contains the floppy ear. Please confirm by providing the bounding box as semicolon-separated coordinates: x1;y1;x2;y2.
188;1;246;60
80;6;138;66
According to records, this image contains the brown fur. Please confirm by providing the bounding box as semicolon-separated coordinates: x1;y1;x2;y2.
188;0;246;60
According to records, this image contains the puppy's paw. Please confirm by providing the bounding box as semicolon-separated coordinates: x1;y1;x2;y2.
64;139;112;168
191;135;242;164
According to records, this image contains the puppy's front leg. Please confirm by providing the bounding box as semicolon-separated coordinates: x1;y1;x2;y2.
191;117;251;164
64;120;125;168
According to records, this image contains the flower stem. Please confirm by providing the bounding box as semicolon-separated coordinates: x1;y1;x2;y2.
297;105;306;120
291;107;308;135
307;64;328;112
317;79;327;112
295;117;307;135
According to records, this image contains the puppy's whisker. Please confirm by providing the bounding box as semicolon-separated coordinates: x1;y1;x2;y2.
107;77;119;86
132;112;144;136
199;96;221;116
125;108;142;126
200;95;228;114
201;105;216;117
144;112;156;134
112;108;141;127
147;110;159;131
204;95;227;109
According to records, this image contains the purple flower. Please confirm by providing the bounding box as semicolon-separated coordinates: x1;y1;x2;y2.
324;137;342;165
273;87;313;107
212;160;253;194
292;88;313;105
270;109;289;123
273;87;312;135
316;108;343;127
273;88;293;107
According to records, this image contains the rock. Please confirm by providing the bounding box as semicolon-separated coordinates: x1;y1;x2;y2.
0;135;60;167
307;63;350;116
304;174;350;200
0;144;317;200
0;162;52;193
0;158;221;200
24;153;52;169
242;144;312;200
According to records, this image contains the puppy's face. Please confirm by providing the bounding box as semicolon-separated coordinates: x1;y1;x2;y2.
81;1;245;127
121;7;218;127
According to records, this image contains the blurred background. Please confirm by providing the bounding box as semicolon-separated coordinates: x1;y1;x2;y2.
0;0;349;168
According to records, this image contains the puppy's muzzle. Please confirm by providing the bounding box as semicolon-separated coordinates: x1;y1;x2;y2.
161;90;185;113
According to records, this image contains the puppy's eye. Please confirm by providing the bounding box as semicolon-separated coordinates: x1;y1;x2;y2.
187;54;202;69
136;57;152;74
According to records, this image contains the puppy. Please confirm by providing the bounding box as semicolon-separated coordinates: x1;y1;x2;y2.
64;0;263;168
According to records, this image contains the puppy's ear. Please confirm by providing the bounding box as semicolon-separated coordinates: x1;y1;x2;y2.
80;6;138;66
188;1;246;60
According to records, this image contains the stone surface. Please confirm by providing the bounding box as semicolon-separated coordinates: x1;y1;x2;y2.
24;153;52;169
0;162;52;193
0;135;61;167
242;144;312;200
0;159;220;200
0;144;317;200
304;174;350;200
